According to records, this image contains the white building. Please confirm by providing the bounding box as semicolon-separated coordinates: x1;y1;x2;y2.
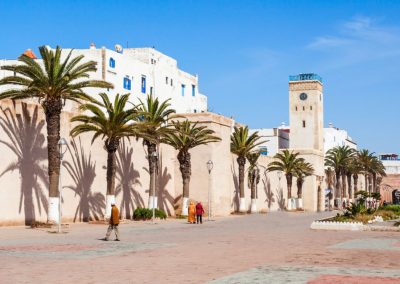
379;153;400;174
251;122;357;157
0;45;208;114
323;123;357;152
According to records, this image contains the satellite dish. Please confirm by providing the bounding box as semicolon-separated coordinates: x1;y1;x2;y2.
115;44;123;53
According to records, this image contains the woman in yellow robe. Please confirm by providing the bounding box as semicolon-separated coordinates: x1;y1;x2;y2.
188;201;196;223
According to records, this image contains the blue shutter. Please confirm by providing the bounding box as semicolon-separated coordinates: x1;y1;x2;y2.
123;77;131;90
181;84;185;96
141;76;146;93
192;85;195;96
109;58;115;68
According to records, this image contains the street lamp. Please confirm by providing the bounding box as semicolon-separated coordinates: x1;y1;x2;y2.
207;160;213;220
151;150;158;224
57;138;68;233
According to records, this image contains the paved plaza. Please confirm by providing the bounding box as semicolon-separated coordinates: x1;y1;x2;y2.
0;212;399;283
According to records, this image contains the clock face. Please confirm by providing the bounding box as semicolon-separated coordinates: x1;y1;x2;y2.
299;93;308;101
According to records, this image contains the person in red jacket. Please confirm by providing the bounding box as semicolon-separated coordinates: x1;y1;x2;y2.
195;202;205;224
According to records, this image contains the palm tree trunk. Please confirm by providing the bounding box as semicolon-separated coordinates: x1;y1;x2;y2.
353;174;358;199
237;156;246;212
372;173;377;193
250;173;257;213
341;173;347;199
105;138;120;217
44;99;62;223
297;179;303;198
147;142;158;209
178;151;191;215
347;173;352;200
286;173;294;210
335;171;341;208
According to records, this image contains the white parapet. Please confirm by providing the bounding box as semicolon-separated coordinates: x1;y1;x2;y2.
105;195;115;219
250;199;257;213
287;198;296;210
310;220;365;231
182;197;189;216
297;198;303;209
239;198;246;212
148;196;158;209
48;197;60;224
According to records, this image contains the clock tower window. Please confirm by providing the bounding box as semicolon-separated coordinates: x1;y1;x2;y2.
302;120;306;128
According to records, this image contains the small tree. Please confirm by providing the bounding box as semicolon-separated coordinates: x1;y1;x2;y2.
267;150;304;210
247;151;261;213
231;126;264;212
70;93;138;217
294;161;314;204
163;120;220;215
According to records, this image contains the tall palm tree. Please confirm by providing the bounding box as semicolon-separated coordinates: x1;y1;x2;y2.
136;95;176;209
370;156;386;193
267;150;304;209
325;167;335;209
346;157;363;199
70;93;138;217
231;126;264;212
325;146;355;207
247;151;261;213
358;149;374;194
294;160;314;208
163;120;220;215
0;46;112;223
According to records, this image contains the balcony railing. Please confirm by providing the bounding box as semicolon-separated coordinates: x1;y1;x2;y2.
289;73;322;83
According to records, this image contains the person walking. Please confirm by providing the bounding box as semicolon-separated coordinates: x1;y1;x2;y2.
196;202;204;224
105;203;120;241
188;201;196;224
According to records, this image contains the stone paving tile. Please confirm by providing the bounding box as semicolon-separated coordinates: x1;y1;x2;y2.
208;266;400;284
331;238;400;251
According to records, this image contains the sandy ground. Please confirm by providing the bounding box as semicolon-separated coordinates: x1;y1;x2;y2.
0;211;399;283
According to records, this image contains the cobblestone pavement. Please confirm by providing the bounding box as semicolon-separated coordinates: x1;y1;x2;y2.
0;212;399;283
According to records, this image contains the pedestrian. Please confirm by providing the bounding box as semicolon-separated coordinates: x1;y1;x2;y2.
105;203;120;241
188;201;196;224
196;202;204;224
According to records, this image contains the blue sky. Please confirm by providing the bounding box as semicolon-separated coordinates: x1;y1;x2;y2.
1;0;400;153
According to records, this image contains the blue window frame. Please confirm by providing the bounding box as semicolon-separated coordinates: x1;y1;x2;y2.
123;77;131;90
109;58;115;68
181;84;185;96
141;76;146;94
192;85;196;96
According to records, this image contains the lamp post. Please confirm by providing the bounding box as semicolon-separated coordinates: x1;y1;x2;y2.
151;150;158;224
57;138;68;233
207;160;214;221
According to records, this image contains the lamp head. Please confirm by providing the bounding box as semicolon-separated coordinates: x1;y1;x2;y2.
206;160;213;173
58;138;68;155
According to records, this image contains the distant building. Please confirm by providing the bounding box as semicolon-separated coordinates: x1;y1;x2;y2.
0;44;208;114
379;153;400;174
323;123;357;152
251;122;357;157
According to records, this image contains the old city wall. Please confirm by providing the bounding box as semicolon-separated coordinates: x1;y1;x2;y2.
0;100;290;225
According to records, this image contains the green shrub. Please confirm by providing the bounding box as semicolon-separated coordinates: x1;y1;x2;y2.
381;205;400;214
133;208;167;221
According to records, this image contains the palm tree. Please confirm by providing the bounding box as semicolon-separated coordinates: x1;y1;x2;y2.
136;95;176;209
162;120;220;215
70;93;138;217
0;46;112;223
357;149;374;194
370;156;386;193
267;150;304;210
231;126;264;212
247;151;261;213
325;167;335;210
325;146;355;208
346;157;363;199
294;161;314;208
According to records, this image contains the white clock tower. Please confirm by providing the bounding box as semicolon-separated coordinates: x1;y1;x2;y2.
288;73;325;211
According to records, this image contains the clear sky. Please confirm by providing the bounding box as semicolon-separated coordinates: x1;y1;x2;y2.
1;0;399;153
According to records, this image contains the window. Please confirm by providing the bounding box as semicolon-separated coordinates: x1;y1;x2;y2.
181;84;185;96
310;106;312;110
295;106;298;111
194;109;197;113
192;85;196;97
303;106;305;111
302;120;306;128
150;87;153;96
141;76;146;94
166;77;168;84
109;58;115;68
123;77;131;90
170;79;173;86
